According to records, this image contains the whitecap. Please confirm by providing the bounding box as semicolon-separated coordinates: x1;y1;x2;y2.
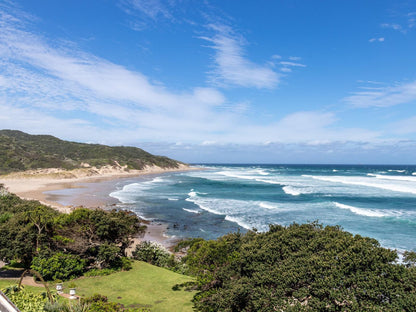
374;175;416;182
305;175;416;195
259;202;279;209
255;178;283;185
282;186;301;196
224;215;252;230
334;202;389;218
182;208;200;214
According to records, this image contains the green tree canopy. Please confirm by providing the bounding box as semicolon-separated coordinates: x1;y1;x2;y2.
183;222;416;311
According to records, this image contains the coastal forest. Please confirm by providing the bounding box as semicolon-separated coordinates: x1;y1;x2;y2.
0;130;183;174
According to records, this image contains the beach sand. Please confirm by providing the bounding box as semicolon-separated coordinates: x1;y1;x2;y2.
0;164;194;248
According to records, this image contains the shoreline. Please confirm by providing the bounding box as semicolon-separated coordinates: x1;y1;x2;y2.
0;164;199;248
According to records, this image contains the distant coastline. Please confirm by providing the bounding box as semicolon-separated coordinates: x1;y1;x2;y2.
0;164;198;248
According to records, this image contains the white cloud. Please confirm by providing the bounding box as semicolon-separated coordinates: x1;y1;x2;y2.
280;67;292;73
279;61;306;67
202;24;281;89
0;3;387;154
122;0;172;20
380;12;416;34
369;37;385;42
381;23;403;31
343;80;416;107
288;56;301;61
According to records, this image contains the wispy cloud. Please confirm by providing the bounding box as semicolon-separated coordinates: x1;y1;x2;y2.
122;0;172;20
0;2;392;154
279;61;306;67
119;0;175;30
381;23;403;31
0;4;241;143
201;24;281;89
380;12;416;34
343;80;416;108
369;37;385;43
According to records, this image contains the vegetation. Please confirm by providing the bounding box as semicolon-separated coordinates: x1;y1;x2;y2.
1;285;150;312
0;129;184;174
182;223;416;311
0;260;196;311
72;261;195;312
2;286;49;312
2;174;416;310
0;186;145;276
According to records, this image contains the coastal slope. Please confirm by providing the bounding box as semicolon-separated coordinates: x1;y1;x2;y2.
0;129;184;174
0;129;191;211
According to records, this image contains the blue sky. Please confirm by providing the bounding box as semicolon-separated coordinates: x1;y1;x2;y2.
1;0;416;163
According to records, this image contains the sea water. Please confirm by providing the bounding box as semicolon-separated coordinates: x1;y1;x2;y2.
109;164;416;252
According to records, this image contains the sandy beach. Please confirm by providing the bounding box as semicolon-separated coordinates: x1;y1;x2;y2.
0;164;195;248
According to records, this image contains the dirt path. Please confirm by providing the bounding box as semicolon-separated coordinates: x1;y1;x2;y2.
0;269;44;287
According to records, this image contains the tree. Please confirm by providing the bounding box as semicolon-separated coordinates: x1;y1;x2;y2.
183;223;416;311
24;205;58;253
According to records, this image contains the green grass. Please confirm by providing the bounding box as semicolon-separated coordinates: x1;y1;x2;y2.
0;279;50;295
68;261;195;311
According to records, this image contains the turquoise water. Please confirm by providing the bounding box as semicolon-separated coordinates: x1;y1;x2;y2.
110;164;416;251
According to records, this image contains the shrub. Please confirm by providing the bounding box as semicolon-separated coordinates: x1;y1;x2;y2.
2;286;48;312
31;251;86;281
132;241;171;267
120;256;133;271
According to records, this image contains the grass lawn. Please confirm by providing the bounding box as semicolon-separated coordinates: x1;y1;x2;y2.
0;279;49;295
66;261;195;311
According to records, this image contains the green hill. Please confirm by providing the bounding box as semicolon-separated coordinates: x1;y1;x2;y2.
0;130;184;174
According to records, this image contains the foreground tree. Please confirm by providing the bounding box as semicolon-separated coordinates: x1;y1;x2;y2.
183;222;416;311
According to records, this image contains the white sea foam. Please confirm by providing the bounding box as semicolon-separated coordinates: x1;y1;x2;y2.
255;178;283;185
334;202;389;218
305;175;416;195
182;208;200;214
224;215;252;230
374;174;416;182
413;172;416;176
388;170;406;173
168;198;179;201
259;202;279;209
282;186;301;196
255;169;270;176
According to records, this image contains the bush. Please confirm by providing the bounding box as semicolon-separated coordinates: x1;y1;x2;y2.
2;286;48;312
31;251;86;281
120;256;133;271
96;243;122;269
132;241;171;267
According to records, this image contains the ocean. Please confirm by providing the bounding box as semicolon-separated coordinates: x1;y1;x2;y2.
109;164;416;252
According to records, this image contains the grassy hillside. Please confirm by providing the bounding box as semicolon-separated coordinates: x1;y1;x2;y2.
0;130;183;174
